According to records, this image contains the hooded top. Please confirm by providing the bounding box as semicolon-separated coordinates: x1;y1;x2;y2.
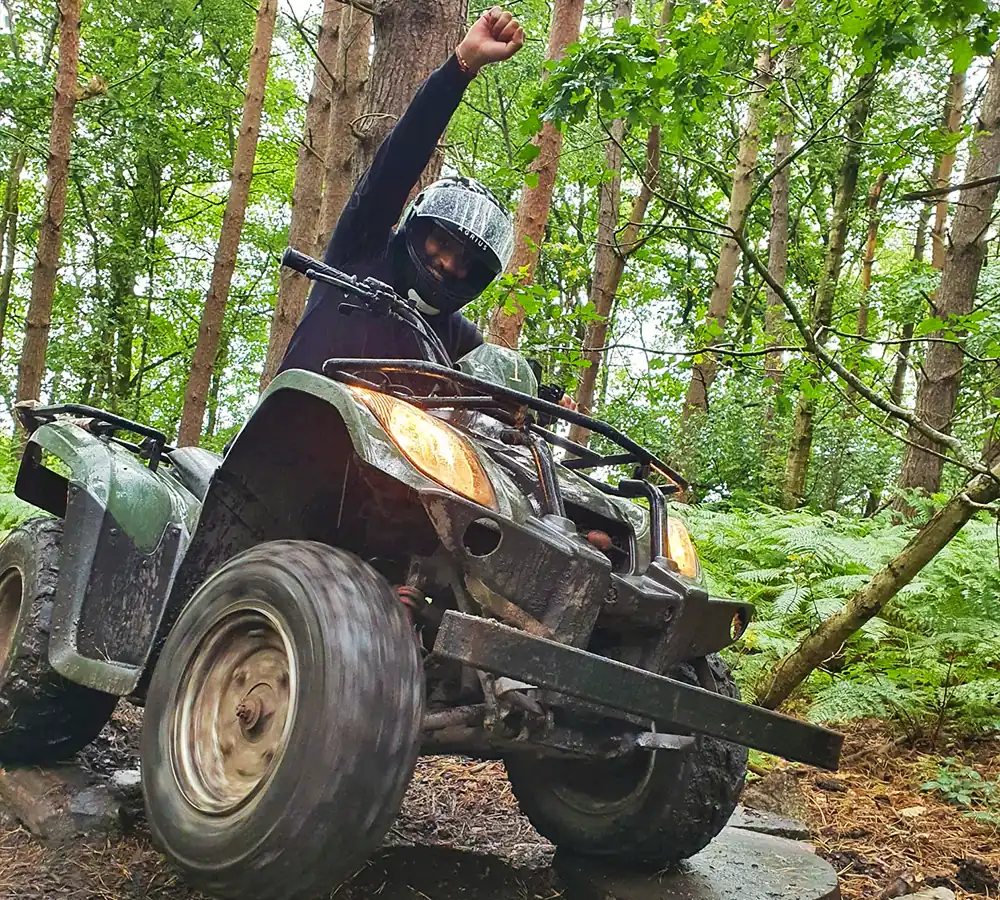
278;53;485;376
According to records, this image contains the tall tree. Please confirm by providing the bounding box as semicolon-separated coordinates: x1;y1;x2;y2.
781;74;877;508
682;31;776;417
353;0;467;187
930;70;966;270
0;149;25;356
16;0;81;404
487;0;586;348
895;53;1000;497
260;0;341;390
855;172;888;344
320;4;372;242
177;0;278;446
567;0;673;445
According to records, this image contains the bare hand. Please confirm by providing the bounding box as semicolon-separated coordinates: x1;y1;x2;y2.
559;394;577;411
457;7;525;74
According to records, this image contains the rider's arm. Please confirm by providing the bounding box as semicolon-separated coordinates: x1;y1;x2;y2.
324;54;474;267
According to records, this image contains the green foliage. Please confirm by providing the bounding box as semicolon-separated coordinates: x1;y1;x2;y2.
922;758;1000;825
679;503;1000;740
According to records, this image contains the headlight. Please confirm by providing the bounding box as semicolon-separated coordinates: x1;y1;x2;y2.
663;514;701;580
349;386;497;510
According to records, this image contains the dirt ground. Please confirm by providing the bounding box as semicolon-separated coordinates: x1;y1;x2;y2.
1;712;999;899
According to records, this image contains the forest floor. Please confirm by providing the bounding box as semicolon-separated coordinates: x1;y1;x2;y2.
0;712;998;899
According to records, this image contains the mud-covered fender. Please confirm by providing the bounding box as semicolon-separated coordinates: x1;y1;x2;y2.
14;424;199;695
145;370;531;696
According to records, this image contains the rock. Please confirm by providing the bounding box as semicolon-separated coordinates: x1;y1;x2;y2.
110;768;141;791
553;827;840;900
728;805;811;841
742;768;811;823
0;765;127;844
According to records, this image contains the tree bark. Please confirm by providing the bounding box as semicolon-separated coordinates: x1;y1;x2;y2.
353;0;466;187
320;3;372;243
780;75;876;508
260;0;342;390
895;53;1000;498
682;35;775;417
15;0;81;404
931;70;966;271
487;0;586;349
758;455;1000;710
177;0;278;446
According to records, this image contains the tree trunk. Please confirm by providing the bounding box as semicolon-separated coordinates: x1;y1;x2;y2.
15;0;81;404
682;35;775;417
856;172;888;340
763;106;792;394
0;149;25;357
260;0;342;390
177;0;278;446
487;0;586;349
353;0;466;187
320;4;372;243
780;75;876;508
761;0;797;446
562;0;653;444
889;198;934;407
758;455;1000;710
931;70;966;271
895;53;1000;498
206;332;230;439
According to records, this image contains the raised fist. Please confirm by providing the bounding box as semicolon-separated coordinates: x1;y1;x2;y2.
456;6;525;74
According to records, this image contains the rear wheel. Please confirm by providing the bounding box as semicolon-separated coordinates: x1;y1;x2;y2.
504;655;747;866
142;540;423;900
0;518;117;763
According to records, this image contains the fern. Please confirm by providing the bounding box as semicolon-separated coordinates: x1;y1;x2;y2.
678;503;1000;737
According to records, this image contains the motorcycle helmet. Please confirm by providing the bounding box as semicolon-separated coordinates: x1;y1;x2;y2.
394;176;514;316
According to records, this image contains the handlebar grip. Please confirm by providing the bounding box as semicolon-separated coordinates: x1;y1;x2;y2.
281;247;321;276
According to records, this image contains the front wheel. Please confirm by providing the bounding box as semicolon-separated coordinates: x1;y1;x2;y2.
504;655;747;867
141;541;424;900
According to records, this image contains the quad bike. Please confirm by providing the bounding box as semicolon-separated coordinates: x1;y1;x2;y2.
0;248;842;900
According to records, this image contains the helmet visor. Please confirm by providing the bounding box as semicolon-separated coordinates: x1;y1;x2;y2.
411;185;514;272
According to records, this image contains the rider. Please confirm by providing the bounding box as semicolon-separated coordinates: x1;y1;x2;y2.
278;7;525;376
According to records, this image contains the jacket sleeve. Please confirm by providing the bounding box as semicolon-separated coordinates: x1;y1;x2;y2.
324;53;474;267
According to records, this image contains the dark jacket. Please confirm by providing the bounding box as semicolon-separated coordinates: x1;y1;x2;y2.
278;54;485;375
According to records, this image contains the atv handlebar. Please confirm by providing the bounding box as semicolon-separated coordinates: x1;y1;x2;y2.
279;248;453;367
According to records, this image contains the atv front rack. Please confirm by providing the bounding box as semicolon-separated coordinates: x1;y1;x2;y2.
321;358;687;489
323;358;685;566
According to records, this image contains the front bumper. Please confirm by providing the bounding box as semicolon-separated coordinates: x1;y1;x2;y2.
434;611;842;771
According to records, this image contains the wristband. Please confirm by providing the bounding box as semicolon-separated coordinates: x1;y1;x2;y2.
455;46;474;75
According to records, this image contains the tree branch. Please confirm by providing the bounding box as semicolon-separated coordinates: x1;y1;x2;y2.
730;230;979;471
900;173;1000;201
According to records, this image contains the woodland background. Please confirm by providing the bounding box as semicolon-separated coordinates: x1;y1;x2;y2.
3;0;1000;794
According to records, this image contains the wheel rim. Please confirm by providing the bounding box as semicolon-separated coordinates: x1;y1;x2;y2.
550;749;658;815
0;568;23;675
169;599;298;816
